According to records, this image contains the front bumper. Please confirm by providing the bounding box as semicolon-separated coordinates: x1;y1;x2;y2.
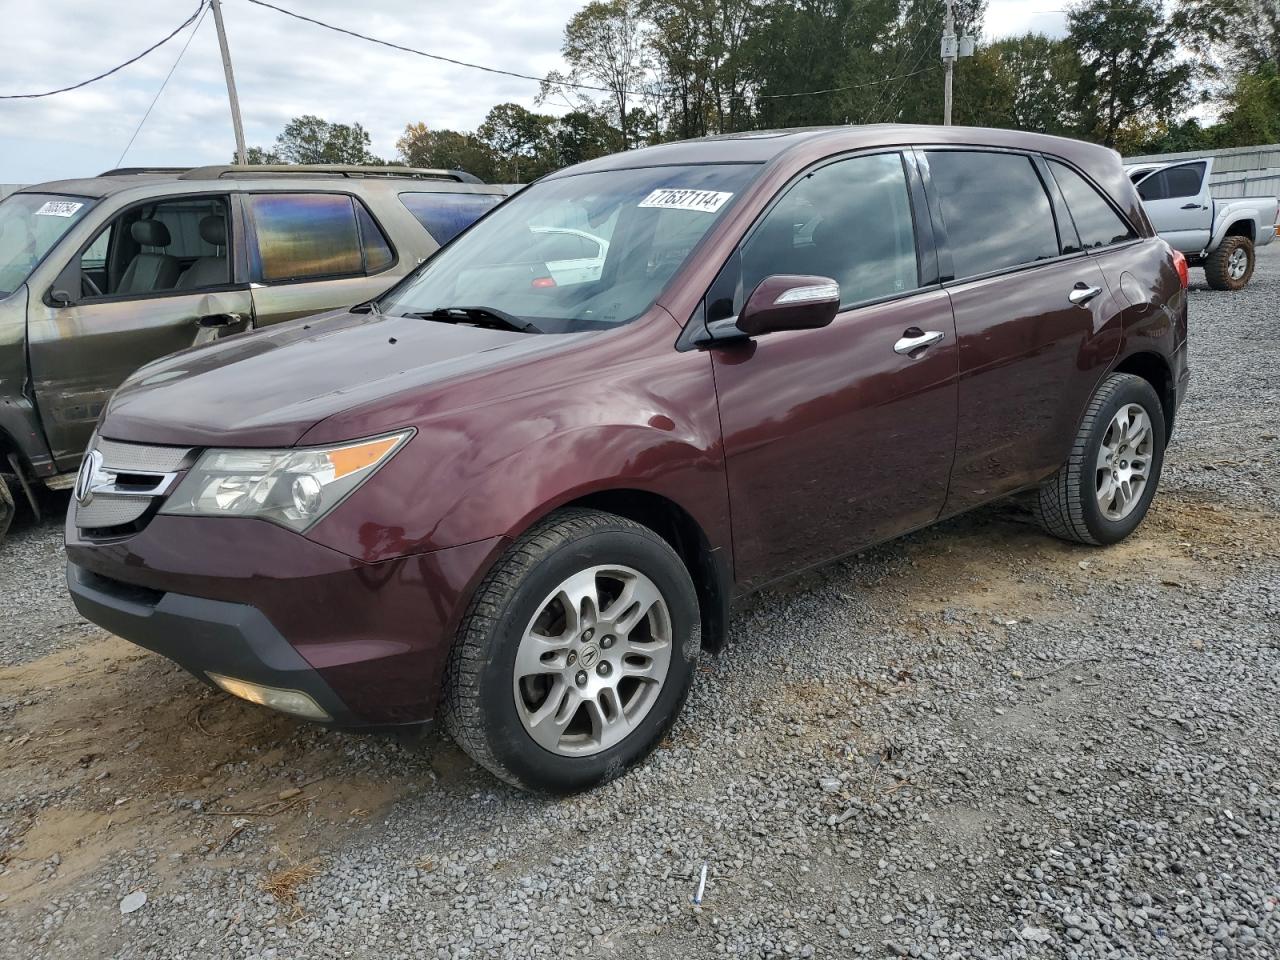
66;513;506;728
68;562;355;724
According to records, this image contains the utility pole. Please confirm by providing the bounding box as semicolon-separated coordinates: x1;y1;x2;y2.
210;0;248;165
940;1;975;127
943;0;955;126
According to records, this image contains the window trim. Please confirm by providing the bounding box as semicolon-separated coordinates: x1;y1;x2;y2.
44;192;240;308
243;189;400;287
679;147;937;350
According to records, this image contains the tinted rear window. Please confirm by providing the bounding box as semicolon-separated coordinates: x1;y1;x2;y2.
249;193;363;281
399;192;502;245
1137;162;1205;202
926;151;1059;279
1048;161;1138;250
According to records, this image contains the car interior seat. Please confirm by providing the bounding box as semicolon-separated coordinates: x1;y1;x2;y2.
117;219;181;294
176;215;229;289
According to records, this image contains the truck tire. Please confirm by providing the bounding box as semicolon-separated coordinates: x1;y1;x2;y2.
0;479;13;542
1034;373;1166;546
443;508;700;795
1205;235;1254;291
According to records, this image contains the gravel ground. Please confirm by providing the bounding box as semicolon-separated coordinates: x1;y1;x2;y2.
1;247;1278;959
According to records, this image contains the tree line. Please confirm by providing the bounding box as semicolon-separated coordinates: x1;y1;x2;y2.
242;0;1280;180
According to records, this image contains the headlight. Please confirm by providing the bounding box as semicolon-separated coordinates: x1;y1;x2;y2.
160;430;412;532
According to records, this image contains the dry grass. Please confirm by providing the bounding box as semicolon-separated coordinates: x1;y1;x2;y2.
260;857;322;921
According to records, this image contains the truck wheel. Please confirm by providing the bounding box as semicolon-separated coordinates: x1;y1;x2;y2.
443;508;700;795
1205;235;1254;291
1034;373;1166;546
0;479;13;542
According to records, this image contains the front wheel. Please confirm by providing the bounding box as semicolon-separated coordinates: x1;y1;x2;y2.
1035;373;1167;546
443;508;700;794
1205;235;1254;291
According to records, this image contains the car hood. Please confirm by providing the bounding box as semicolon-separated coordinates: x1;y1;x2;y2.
101;310;562;448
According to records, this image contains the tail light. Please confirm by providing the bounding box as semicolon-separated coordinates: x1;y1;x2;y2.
531;276;556;289
1171;248;1189;290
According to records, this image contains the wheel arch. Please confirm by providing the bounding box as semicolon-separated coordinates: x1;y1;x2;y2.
550;488;732;652
1222;219;1255;243
1113;351;1176;437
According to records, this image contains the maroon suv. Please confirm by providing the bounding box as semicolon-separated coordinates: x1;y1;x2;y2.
66;126;1189;794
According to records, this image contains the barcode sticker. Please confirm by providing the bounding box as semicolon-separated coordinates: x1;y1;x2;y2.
638;188;733;214
35;200;84;218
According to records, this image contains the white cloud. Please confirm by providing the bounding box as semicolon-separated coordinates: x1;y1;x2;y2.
0;0;584;183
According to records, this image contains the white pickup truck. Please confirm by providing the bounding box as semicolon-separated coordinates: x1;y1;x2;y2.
1125;157;1278;290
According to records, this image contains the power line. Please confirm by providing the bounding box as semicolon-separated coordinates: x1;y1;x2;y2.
757;65;939;99
116;3;210;167
243;0;625;95
0;2;206;100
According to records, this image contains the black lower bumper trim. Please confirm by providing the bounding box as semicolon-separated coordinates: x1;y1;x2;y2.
67;562;356;726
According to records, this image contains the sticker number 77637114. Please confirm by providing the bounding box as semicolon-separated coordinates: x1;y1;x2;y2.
638;189;734;214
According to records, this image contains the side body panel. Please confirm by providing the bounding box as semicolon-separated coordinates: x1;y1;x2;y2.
711;290;959;588
941;257;1120;513
0;286;57;476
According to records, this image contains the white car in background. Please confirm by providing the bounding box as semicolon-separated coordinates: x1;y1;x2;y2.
530;226;608;286
1126;157;1278;291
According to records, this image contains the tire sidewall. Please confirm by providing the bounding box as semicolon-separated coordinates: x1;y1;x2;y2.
1077;378;1167;545
1209;237;1254;291
474;527;700;794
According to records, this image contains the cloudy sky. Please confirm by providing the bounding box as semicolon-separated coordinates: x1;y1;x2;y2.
0;0;1069;185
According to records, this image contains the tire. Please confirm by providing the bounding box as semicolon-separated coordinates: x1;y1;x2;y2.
1204;235;1254;291
1035;373;1167;546
0;479;12;543
443;507;701;794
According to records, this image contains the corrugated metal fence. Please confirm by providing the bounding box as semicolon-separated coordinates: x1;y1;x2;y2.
1126;144;1280;200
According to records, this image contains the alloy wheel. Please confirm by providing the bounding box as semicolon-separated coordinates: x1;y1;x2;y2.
1227;246;1249;281
512;565;672;756
1095;403;1154;521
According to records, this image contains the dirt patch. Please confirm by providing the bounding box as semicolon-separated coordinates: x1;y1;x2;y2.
0;632;444;909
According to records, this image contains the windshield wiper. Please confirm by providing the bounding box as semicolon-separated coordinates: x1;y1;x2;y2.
410;306;543;334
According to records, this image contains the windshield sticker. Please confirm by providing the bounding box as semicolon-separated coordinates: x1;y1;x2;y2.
35;200;84;218
638;188;733;214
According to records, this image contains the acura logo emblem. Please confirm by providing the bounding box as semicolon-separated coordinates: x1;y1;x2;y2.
75;450;106;506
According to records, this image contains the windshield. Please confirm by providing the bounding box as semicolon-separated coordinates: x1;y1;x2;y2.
0;192;95;298
381;164;760;333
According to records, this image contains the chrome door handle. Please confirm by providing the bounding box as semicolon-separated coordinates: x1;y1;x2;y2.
894;329;945;355
1069;284;1103;306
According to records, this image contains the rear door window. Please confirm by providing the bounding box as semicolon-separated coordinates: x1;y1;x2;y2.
1137;162;1205;202
399;192;502;245
248;193;393;282
926;150;1059;279
1047;161;1138;250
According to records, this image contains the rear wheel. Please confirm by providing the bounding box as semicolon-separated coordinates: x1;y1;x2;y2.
1035;373;1166;546
1205;235;1254;291
443;508;700;794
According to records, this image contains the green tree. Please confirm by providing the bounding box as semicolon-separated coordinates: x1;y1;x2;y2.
1068;0;1194;148
395;123;499;181
546;0;651;148
476;103;558;181
244;115;384;165
954;33;1078;134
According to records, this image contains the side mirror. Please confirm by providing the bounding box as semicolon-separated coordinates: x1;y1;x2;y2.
733;275;840;339
48;260;82;307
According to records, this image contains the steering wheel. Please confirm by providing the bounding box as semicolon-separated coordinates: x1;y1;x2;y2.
81;274;103;297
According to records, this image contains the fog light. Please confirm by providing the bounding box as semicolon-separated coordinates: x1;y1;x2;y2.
207;673;331;721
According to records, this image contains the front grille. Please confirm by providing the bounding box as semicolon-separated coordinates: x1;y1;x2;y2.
76;439;194;536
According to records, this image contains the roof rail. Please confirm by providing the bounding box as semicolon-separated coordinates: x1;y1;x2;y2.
97;166;194;177
176;164;482;184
